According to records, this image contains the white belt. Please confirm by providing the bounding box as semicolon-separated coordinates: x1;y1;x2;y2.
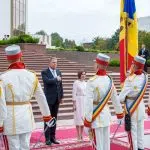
76;94;85;96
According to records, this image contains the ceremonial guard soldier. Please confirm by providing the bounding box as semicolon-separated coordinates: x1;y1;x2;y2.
84;53;124;150
119;56;148;150
0;45;53;150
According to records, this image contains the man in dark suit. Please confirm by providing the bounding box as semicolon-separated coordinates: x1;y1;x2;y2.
139;44;149;72
41;57;63;145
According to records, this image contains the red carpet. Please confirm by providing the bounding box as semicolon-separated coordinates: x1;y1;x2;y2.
30;120;150;150
30;127;92;150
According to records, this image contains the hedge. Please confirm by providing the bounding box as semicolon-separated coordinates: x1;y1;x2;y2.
147;59;150;66
47;48;119;54
109;59;120;67
0;34;39;45
110;59;150;67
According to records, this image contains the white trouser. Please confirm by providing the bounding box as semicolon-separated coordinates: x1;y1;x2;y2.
92;127;110;150
7;132;31;150
128;119;144;150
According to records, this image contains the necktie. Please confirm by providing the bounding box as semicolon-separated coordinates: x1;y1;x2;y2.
52;70;56;77
142;49;145;55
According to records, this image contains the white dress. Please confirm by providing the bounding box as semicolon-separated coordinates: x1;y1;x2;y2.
72;80;86;125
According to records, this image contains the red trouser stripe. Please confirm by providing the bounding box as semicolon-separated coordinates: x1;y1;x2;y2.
92;129;96;150
3;135;9;150
128;132;133;150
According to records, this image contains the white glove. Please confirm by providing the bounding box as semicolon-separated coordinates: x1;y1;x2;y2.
117;118;124;125
46;117;56;127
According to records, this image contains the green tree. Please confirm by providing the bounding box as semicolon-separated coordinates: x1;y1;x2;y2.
92;37;108;50
112;29;150;51
76;46;85;51
92;29;150;51
138;30;150;50
110;28;120;50
36;30;47;35
63;39;76;49
105;38;114;50
51;32;63;47
92;37;100;49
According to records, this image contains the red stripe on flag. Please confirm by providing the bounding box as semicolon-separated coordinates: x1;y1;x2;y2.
120;39;126;83
128;53;134;69
120;40;134;84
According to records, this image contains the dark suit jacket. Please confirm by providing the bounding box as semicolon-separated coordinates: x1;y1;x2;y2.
41;68;63;105
138;49;149;62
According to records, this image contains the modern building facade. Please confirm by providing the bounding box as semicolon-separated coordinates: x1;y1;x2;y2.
0;0;27;39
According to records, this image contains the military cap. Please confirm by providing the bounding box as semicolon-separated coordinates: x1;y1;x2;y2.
5;45;22;60
95;53;110;66
134;55;146;68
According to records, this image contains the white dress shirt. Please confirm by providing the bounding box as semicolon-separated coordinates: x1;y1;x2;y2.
49;68;57;78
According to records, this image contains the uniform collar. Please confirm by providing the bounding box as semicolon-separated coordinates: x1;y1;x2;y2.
96;69;106;76
134;69;143;75
8;62;25;69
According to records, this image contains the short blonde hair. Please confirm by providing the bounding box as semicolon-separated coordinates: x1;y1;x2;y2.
49;56;57;62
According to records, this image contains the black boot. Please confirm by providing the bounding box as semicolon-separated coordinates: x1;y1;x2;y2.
51;138;60;144
45;140;52;146
138;148;144;150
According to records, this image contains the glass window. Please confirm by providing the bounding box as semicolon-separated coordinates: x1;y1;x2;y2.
20;0;24;4
16;11;19;29
20;11;24;24
20;2;24;12
13;7;16;28
16;0;19;11
13;0;16;7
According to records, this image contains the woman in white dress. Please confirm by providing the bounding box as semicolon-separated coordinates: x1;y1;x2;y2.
72;70;86;141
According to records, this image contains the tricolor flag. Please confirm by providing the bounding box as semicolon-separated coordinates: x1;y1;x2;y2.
120;0;138;84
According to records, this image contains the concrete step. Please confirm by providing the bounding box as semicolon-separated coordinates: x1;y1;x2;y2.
30;98;73;104
33;104;149;122
32;102;73;109
32;107;73;115
34;112;74;121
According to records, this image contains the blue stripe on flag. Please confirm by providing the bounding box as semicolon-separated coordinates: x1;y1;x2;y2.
124;0;136;20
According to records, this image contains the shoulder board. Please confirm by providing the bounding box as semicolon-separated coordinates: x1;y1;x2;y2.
27;69;36;74
89;75;97;81
27;70;38;79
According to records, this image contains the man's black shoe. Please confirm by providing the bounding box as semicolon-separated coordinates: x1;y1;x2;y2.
51;138;60;144
45;140;52;146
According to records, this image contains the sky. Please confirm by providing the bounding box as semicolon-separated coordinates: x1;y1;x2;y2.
28;0;150;44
